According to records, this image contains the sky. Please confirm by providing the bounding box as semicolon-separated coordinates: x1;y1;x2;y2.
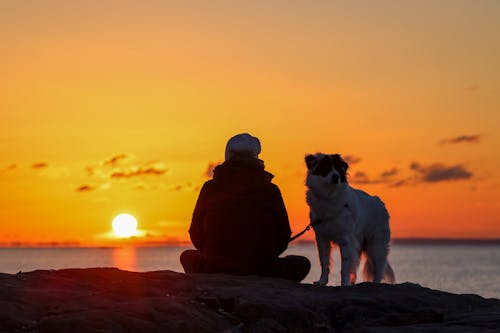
1;0;499;246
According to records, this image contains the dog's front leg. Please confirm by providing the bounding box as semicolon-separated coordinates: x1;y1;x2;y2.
339;238;354;286
314;234;331;286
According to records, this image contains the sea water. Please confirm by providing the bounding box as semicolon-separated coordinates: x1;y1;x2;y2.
1;244;499;299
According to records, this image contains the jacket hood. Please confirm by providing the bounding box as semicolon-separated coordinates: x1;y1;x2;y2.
212;157;274;194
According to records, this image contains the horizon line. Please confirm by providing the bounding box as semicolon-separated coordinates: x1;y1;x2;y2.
1;237;500;248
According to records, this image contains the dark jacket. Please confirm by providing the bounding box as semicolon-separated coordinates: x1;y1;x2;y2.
189;157;291;274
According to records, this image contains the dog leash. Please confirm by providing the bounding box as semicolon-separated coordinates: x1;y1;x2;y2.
288;219;323;243
289;203;351;243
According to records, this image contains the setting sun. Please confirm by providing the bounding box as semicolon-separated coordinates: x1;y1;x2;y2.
112;214;139;238
0;1;499;247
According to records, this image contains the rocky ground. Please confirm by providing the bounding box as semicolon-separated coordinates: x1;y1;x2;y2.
1;268;499;332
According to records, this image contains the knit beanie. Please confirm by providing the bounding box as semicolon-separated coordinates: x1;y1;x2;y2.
224;133;261;161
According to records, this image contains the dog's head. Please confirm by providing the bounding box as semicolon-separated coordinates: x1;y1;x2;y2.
305;153;348;190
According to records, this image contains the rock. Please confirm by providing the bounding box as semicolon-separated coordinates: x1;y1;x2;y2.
0;268;499;332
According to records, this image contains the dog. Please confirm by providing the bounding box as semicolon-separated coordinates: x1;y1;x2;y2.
305;153;395;286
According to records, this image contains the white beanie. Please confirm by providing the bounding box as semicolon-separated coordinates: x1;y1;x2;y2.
224;133;261;161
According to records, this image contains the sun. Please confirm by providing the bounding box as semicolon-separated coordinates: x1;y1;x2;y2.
112;214;139;238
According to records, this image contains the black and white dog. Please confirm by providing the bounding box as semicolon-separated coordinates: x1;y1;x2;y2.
305;153;395;286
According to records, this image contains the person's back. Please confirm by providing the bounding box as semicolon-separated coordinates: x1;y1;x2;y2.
180;133;310;282
191;156;290;274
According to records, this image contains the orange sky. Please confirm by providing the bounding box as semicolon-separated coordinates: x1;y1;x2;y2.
1;1;499;246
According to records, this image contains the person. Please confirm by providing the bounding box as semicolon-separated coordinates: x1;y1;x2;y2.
180;133;310;282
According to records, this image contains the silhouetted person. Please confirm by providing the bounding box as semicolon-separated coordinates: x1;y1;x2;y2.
180;133;310;282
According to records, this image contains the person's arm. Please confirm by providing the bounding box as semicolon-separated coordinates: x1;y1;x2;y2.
189;182;210;251
271;184;292;256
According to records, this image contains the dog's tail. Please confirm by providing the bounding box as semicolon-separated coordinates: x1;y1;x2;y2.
363;259;396;284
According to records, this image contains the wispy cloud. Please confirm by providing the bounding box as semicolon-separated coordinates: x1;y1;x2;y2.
85;153;135;177
30;162;70;179
1;164;17;173
410;162;473;183
86;154;168;180
76;185;98;192
390;179;410;187
350;162;472;187
85;166;97;177
439;134;481;145
110;164;168;179
163;182;198;192
380;168;399;178
350;164;401;186
350;171;373;184
103;153;133;166
134;182;166;191
344;155;362;165
169;184;183;192
32;162;48;169
2;240;81;247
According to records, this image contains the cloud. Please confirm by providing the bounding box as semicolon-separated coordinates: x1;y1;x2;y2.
103;153;133;166
85;166;96;176
84;154;170;192
32;162;48;169
1;164;17;173
156;182;198;192
134;183;147;190
134;182;166;191
350;161;473;187
390;179;410;187
76;183;112;192
2;240;81;247
110;164;168;179
350;167;400;186
343;155;361;165
410;162;473;183
31;163;70;179
350;171;372;184
76;185;97;192
380;168;399;178
439;135;481;145
87;155;168;180
170;185;183;192
85;153;135;177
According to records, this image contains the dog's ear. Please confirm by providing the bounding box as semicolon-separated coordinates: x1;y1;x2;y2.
331;154;349;181
305;154;318;170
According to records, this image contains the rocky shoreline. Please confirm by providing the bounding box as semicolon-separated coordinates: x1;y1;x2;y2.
1;268;499;332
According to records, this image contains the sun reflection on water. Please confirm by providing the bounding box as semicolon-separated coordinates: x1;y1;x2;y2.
112;246;137;271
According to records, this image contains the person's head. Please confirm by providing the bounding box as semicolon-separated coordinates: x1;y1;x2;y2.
225;133;261;161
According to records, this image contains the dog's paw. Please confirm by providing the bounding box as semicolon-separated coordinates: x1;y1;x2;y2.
313;279;328;286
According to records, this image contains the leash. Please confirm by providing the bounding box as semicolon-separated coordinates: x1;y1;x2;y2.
288;219;323;243
288;203;350;243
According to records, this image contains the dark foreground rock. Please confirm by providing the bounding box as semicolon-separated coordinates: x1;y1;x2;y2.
1;268;499;332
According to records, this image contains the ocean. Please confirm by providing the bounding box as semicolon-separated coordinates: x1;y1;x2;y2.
1;243;499;299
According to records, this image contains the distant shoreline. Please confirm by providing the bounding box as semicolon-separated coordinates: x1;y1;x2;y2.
298;238;500;245
392;238;500;245
1;238;500;248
